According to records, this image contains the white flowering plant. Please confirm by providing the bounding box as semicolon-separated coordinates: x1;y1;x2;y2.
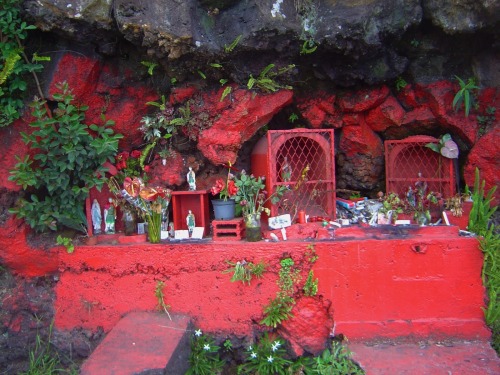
185;329;225;375
238;333;292;375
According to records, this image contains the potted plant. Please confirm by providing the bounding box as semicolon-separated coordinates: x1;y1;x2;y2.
443;186;473;230
210;162;239;220
233;171;287;241
404;178;443;225
377;192;403;224
443;193;467;229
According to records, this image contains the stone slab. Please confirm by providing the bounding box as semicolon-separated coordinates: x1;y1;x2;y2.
349;340;500;375
81;312;191;375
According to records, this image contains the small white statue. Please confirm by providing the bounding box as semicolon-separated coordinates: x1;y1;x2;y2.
186;210;195;236
103;198;116;234
168;222;175;238
187;167;196;191
91;199;102;234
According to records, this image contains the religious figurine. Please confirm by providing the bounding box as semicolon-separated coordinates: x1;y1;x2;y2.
168;222;175;238
186;210;195;237
103;198;116;234
281;156;292;185
91;199;102;234
187;167;196;190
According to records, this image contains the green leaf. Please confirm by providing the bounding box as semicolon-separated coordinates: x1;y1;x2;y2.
220;86;232;102
425;143;440;153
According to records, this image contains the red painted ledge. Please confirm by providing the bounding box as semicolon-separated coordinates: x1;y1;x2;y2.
53;224;490;342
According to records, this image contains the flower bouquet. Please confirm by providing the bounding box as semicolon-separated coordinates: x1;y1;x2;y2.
120;177;172;243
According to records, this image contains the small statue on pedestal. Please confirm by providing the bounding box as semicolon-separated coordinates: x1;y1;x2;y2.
168;222;175;238
186;210;195;237
91;199;102;234
187;167;196;191
103;198;116;234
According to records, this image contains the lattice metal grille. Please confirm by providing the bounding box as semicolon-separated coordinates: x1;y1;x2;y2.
267;129;336;220
385;136;456;197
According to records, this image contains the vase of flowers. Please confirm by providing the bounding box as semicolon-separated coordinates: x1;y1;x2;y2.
404;177;443;226
234;171;287;242
120;177;172;243
210;162;238;220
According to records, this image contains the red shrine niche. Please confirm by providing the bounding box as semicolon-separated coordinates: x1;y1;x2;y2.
385;135;456;198
252;129;336;221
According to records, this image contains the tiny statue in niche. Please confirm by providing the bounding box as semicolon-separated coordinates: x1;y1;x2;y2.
186;210;195;237
187;167;196;191
168;222;175;238
281;156;292;188
103;198;116;234
91;199;102;234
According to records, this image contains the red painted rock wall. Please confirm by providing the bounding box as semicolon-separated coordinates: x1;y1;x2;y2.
1;52;497;197
0;51;497;356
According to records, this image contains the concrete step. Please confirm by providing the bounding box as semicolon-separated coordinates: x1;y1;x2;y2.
348;339;500;375
81;312;191;375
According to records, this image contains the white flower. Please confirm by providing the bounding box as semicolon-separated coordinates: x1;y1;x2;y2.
248;345;253;351
271;341;281;351
250;352;257;358
267;355;274;362
194;329;202;337
203;344;210;351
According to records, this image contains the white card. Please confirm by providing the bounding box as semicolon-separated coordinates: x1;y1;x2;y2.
174;230;190;239
191;227;205;239
268;214;292;229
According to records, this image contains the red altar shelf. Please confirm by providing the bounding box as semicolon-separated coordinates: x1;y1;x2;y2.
171;190;210;236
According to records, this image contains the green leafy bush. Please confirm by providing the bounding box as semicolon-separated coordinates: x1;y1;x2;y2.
469;168;499;353
0;0;44;127
9;82;123;232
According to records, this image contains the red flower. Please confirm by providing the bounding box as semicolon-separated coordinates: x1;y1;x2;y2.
211;178;225;195
116;151;130;170
227;180;238;196
210;162;239;200
130;150;142;158
144;165;151;173
123;177;144;198
116;159;127;170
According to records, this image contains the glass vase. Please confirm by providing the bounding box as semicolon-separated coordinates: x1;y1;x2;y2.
147;211;162;243
244;213;262;242
122;209;137;236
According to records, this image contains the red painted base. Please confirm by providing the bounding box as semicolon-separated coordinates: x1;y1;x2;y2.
0;215;489;343
50;224;489;342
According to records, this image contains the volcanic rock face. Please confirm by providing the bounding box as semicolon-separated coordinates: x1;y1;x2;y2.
22;0;497;87
423;0;500;33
